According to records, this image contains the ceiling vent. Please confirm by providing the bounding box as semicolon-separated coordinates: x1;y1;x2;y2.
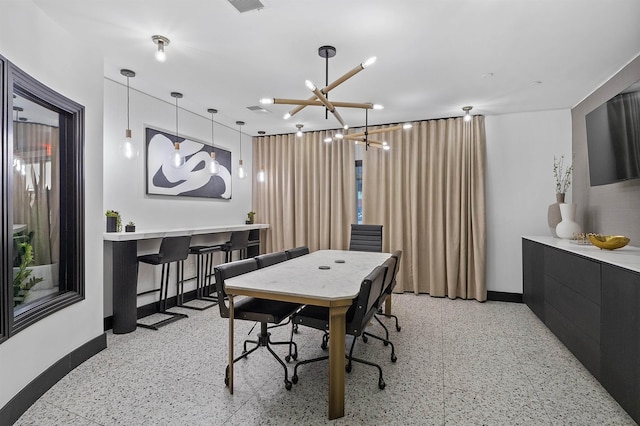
247;105;269;113
228;0;264;13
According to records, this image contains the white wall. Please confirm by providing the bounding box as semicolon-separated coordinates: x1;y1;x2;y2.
0;1;104;409
485;109;572;293
103;79;254;315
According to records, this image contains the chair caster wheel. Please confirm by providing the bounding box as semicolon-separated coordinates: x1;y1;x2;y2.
383;341;389;346
224;377;229;386
292;353;298;361
320;342;327;350
378;378;386;390
396;326;402;332
292;375;298;384
362;335;368;343
391;354;397;363
293;325;299;334
285;355;291;362
345;364;352;373
285;381;292;390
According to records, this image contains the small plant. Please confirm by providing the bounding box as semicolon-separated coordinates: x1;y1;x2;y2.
13;241;44;307
127;221;135;226
105;210;122;232
125;221;136;232
247;211;256;224
553;155;573;194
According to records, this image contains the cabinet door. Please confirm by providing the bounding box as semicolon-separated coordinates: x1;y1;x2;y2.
522;239;544;321
601;264;640;423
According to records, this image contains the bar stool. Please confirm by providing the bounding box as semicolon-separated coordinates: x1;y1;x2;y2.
221;230;250;263
136;235;191;330
177;244;222;311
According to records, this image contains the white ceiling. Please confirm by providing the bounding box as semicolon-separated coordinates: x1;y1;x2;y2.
31;0;640;136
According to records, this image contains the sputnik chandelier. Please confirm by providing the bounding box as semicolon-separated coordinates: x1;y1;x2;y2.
260;45;380;130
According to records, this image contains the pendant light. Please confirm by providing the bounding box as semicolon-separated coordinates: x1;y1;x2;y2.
208;108;220;175
120;69;138;159
152;35;170;62
236;120;247;179
170;92;185;168
462;106;473;122
256;130;266;182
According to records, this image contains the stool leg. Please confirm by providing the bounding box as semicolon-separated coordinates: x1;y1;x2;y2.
158;264;166;312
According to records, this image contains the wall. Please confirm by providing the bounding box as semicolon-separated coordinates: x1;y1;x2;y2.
103;79;253;315
0;1;104;409
485;110;572;293
572;55;640;243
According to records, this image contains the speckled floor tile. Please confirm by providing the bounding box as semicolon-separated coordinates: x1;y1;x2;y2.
13;294;637;426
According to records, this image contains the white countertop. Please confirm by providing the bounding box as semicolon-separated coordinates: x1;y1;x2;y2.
103;223;269;241
225;249;391;301
523;236;640;274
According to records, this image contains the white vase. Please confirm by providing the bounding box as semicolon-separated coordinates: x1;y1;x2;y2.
556;203;581;239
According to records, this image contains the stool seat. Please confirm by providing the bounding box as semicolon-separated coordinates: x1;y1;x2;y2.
221;231;250;263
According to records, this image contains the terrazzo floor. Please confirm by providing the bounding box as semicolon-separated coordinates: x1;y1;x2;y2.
15;295;636;425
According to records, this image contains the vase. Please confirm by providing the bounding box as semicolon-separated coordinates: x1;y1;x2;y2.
547;193;565;237
556;203;581;239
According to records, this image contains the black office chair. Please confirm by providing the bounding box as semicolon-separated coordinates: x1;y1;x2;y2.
374;250;403;335
215;258;300;390
255;251;289;268
290;265;389;389
349;224;383;252
136;235;192;330
285;246;310;259
221;230;250;263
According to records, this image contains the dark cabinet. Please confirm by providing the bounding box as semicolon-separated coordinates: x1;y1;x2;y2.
522;239;545;321
601;264;640;422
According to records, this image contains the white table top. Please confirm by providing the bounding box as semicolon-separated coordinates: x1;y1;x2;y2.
523;236;640;274
225;249;391;301
103;223;269;241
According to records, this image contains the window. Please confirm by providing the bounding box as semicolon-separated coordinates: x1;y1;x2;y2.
1;55;85;342
355;160;362;224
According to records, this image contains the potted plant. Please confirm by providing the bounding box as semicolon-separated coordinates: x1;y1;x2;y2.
125;221;136;232
105;210;122;232
246;211;256;224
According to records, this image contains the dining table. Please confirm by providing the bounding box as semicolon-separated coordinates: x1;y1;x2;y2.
224;249;391;420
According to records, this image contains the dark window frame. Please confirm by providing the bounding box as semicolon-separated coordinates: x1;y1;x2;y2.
0;55;85;342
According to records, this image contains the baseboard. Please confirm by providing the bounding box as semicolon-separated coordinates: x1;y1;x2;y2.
487;291;523;303
0;333;107;426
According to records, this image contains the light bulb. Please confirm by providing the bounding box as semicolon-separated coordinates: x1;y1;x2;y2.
260;98;274;104
383;145;390;151
237;159;247;179
335;132;344;139
170;142;184;168
296;130;303;137
324;137;332;143
14;158;21;171
464;112;472;122
373;104;384;110
257;170;265;182
21;164;26;176
362;56;377;68
403;123;413;129
305;80;316;91
283;112;291;120
209;152;220;175
121;129;138;159
155;42;166;62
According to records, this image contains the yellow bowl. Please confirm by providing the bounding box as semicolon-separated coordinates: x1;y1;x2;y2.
587;234;630;250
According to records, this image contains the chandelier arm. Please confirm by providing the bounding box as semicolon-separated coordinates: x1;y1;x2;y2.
343;125;404;139
275;98;373;109
311;87;346;128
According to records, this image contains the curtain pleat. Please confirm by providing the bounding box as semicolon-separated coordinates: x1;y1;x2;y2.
253;132;356;253
362;117;486;301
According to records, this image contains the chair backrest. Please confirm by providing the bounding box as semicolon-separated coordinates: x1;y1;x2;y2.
226;230;250;250
255;251;288;268
214;258;258;318
377;256;397;305
285;246;310;259
349;224;383;252
158;236;192;263
388;250;402;293
346;265;387;337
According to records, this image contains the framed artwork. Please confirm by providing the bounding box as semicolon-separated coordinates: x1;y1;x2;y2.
145;127;232;199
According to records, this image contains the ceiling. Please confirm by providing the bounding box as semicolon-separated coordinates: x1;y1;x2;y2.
31;0;640;136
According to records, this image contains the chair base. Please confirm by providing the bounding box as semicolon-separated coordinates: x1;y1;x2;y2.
224;323;297;390
137;311;188;330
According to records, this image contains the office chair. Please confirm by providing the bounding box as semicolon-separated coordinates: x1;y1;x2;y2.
290;265;389;389
255;251;289;268
349;224;383;252
374;250;403;336
215;258;300;390
285;246;310;259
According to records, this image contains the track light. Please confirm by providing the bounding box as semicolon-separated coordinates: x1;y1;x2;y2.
463;106;473;122
152;35;170;62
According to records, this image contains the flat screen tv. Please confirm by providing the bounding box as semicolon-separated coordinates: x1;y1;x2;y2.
585;79;640;186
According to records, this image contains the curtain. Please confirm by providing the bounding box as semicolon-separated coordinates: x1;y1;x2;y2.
253;132;356;253
362;117;486;301
12;122;60;266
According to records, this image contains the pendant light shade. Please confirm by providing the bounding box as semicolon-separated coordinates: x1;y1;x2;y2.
120;69;139;159
208;108;220;175
463;106;473;122
170;92;185;168
236;120;247;179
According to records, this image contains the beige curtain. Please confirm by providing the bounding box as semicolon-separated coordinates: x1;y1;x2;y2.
253;131;356;253
362;117;486;301
13;122;60;266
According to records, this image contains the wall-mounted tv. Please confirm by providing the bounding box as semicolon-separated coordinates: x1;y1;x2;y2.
585;79;640;186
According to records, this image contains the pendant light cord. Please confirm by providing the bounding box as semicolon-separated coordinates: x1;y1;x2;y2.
211;113;215;148
175;97;179;141
239;124;243;160
126;76;130;130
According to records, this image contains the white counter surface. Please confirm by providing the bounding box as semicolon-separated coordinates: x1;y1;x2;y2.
523;236;640;274
103;223;269;242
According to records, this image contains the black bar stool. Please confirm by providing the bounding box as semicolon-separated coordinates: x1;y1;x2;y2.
136;235;192;330
221;230;250;262
177;244;222;311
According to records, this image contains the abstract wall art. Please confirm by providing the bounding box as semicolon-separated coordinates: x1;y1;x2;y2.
145;127;232;199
